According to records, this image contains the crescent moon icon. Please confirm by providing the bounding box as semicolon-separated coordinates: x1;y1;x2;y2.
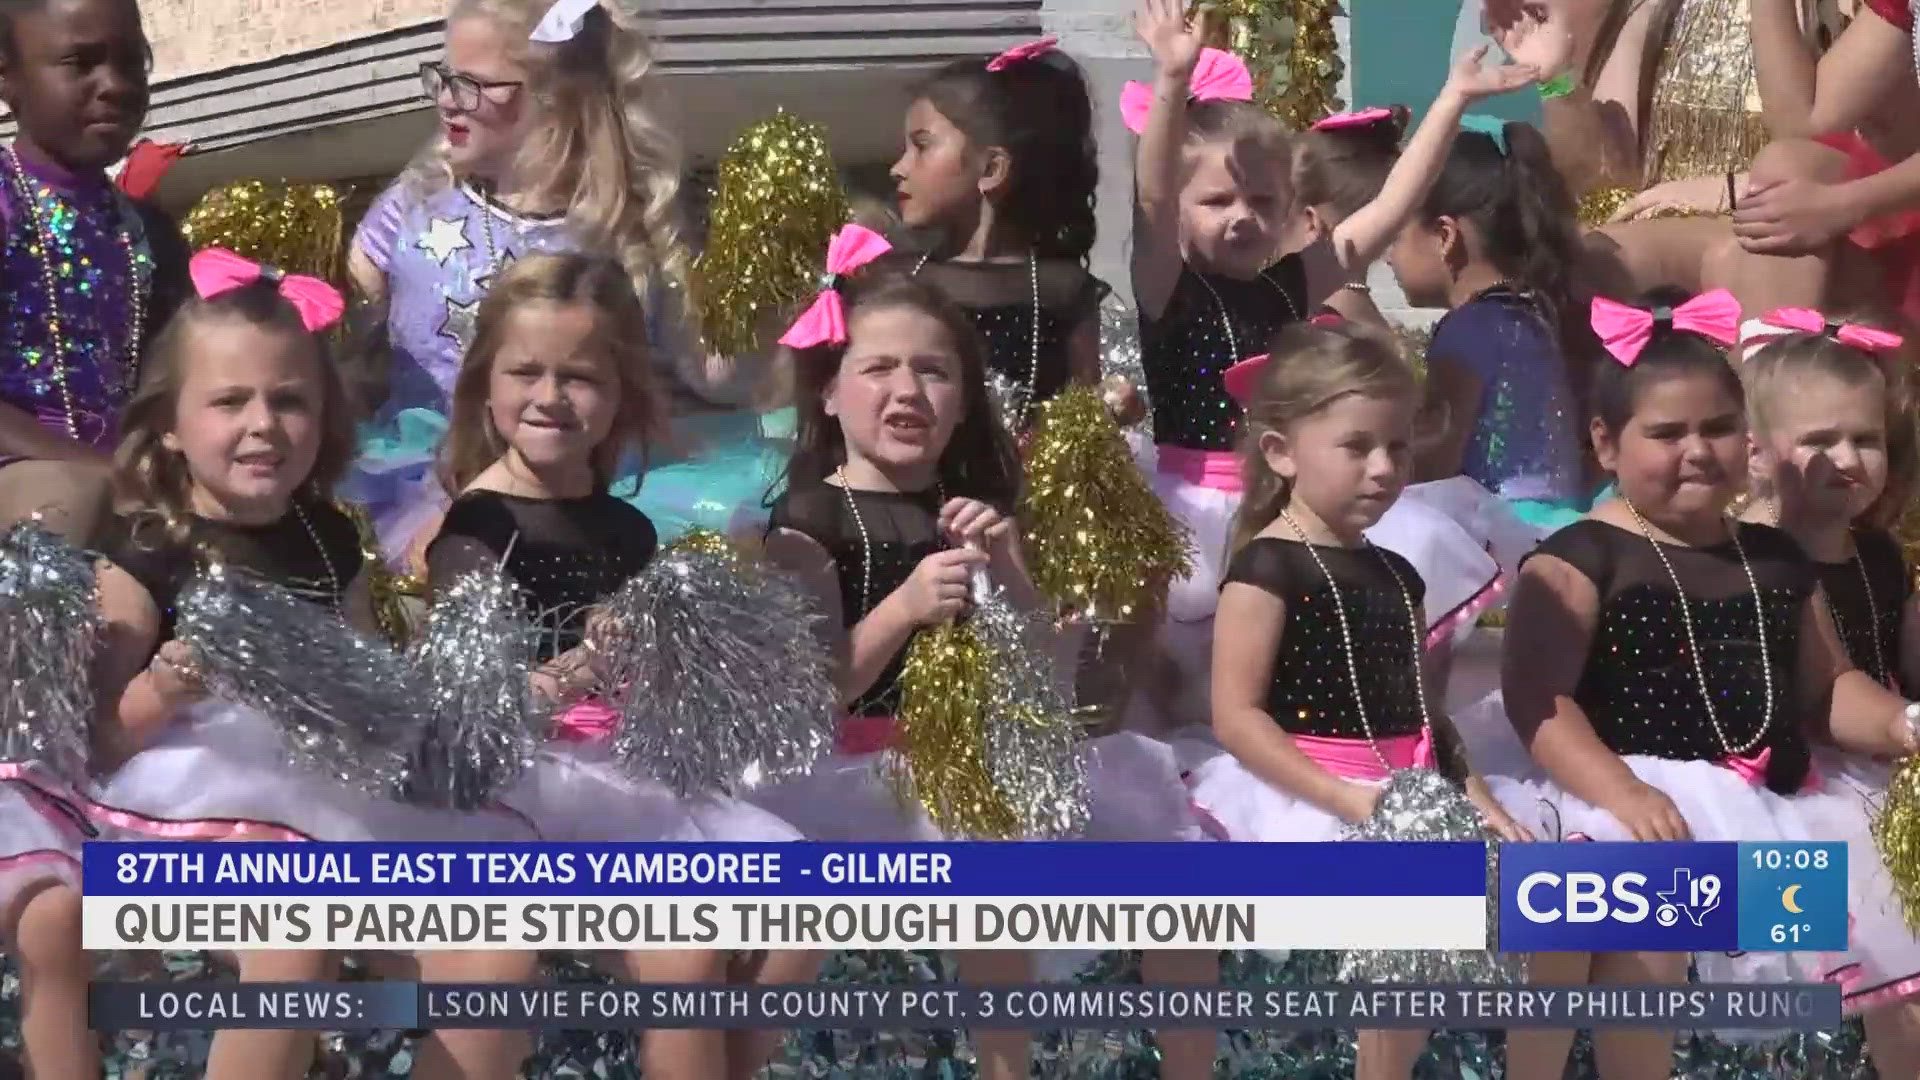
1783;885;1804;914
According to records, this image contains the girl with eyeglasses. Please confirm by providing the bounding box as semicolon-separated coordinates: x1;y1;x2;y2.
344;0;782;576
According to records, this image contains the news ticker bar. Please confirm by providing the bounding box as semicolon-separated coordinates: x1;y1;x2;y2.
91;983;1841;1032
81;840;1851;954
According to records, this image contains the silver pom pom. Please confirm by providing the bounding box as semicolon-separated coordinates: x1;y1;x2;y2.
0;522;99;775
594;533;833;797
971;572;1088;839
176;564;417;795
1097;294;1149;428
1336;768;1518;983
984;369;1030;436
404;563;545;809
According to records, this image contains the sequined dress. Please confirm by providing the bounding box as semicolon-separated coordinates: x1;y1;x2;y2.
425;488;801;844
345;178;793;566
1484;519;1920;1003
0;144;188;464
89;501;536;843
747;483;1206;853
1188;538;1491;844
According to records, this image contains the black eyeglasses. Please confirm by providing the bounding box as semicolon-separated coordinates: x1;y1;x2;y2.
419;62;524;111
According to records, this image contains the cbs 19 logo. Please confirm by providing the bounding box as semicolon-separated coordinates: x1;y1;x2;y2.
1515;869;1723;927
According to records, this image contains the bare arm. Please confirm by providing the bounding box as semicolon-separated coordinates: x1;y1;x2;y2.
1211;580;1375;823
765;525;920;709
1797;597;1916;757
0;401;107;462
1804;7;1913;136
1413;358;1482;482
92;560;196;772
1750;0;1821;137
1130;0;1208;320
346;244;388;304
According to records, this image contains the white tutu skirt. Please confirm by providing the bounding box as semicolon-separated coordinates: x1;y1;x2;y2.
95;701;536;843
499;742;802;844
1485;754;1917;996
1798;747;1920;1012
0;777;84;915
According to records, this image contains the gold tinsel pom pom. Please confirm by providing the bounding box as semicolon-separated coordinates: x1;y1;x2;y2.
1874;762;1920;932
1019;386;1192;622
1213;0;1344;131
694;110;852;357
182;180;345;284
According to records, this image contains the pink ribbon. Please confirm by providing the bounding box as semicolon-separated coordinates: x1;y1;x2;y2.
1754;307;1905;354
1312;107;1394;132
777;224;894;348
1120;48;1253;134
554;699;620;743
836;715;898;755
1718;746;1823;792
1590;289;1741;366
986;35;1057;72
1155;446;1243;492
1223;352;1268;406
189;247;346;333
1293;730;1434;783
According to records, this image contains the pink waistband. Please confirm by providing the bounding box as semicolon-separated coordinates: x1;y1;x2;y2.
554;699;621;743
0;761;313;842
1156;446;1243;492
1293;730;1434;782
838;715;897;755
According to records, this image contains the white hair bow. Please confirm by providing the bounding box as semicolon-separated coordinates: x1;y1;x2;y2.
531;0;601;42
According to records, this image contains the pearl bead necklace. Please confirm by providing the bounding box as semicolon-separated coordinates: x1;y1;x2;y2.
1195;268;1300;361
1621;498;1773;756
1277;507;1431;775
291;501;345;618
835;465;946;618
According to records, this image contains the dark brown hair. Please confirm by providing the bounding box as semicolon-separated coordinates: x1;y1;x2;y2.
778;272;1021;510
1292;105;1410;218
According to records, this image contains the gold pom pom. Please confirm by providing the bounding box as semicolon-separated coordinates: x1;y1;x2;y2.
1212;0;1345;130
1019;386;1192;622
181;180;345;284
1874;759;1920;932
693;111;852;357
894;623;1023;839
664;526;738;561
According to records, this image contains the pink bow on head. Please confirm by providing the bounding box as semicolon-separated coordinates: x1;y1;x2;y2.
1223;353;1268;406
1757;307;1905;354
1120;48;1254;135
987;35;1057;72
189;247;345;333
1590;289;1741;367
1312;107;1394;132
777;224;894;349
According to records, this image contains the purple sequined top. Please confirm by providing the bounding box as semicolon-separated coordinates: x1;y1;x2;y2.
0;145;161;449
354;179;584;424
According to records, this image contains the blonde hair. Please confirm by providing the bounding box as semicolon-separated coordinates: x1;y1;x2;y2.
1742;318;1917;530
114;283;356;547
439;253;668;495
1229;321;1417;554
404;0;692;339
1186;100;1291;175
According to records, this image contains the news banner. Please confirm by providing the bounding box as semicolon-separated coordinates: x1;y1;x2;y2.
82;840;1851;1032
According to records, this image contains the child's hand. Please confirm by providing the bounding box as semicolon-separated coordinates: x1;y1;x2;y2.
1443;44;1540;102
1466;776;1534;841
1332;780;1382;825
899;548;990;627
1103;375;1147;427
1888;704;1920;757
1136;0;1211;79
1482;1;1574;81
940;498;1016;560
1598;780;1691;842
148;640;206;702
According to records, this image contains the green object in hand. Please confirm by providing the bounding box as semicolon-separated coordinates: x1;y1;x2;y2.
1537;73;1576;99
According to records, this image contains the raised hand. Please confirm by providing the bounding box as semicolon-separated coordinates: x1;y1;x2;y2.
1136;0;1211;79
1445;43;1540;100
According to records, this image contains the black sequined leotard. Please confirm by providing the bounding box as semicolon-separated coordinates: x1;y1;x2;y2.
98;499;364;659
1141;256;1306;451
1817;526;1911;692
1224;537;1428;739
425;490;658;664
1530;519;1817;794
887;253;1110;422
768;483;944;718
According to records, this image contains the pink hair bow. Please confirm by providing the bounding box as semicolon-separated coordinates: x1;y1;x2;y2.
1222;353;1268;406
987;35;1057;71
777;224;894;348
1756;307;1905;353
1590;289;1741;366
1312;107;1393;132
189;247;345;333
1120;48;1253;135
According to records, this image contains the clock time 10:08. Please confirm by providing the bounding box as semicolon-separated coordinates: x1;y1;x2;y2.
1750;848;1829;873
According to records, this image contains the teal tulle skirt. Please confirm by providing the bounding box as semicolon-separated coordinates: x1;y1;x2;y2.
612;407;795;544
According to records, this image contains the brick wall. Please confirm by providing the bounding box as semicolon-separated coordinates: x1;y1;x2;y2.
142;0;443;80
